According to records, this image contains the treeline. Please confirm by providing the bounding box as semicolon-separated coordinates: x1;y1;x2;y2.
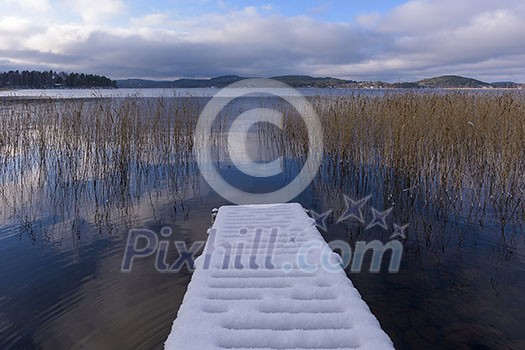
0;70;116;89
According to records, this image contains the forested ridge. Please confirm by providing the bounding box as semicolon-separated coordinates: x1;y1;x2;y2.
0;70;116;89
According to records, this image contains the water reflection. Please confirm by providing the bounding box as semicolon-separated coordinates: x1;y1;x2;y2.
0;95;523;349
306;160;524;349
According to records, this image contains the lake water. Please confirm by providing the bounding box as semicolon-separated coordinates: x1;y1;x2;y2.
0;87;393;99
0;90;523;349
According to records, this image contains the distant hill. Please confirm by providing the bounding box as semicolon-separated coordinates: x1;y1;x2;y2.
117;75;245;88
417;75;490;88
172;75;245;88
270;75;348;87
116;79;175;89
117;75;349;88
116;74;522;89
377;75;521;89
490;81;521;88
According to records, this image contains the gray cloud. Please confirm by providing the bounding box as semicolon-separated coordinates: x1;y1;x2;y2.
1;1;525;82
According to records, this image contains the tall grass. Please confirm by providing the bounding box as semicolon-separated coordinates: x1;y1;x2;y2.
299;92;525;221
0;97;200;241
0;91;523;241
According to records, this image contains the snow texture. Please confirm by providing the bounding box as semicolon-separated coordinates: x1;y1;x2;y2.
165;203;394;350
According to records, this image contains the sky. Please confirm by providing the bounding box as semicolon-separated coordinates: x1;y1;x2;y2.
1;0;525;82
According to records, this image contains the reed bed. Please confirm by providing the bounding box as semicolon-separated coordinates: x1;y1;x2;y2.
0;97;200;241
290;92;525;221
0;91;523;241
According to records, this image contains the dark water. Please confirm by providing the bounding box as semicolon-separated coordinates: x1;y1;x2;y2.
0;95;524;350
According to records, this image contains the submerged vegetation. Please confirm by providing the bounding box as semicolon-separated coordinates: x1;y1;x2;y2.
0;91;524;241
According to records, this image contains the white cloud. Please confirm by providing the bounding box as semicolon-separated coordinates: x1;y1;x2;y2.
1;0;525;81
24;23;93;53
72;0;126;23
4;0;51;13
355;12;381;29
0;16;38;49
129;13;170;28
0;16;32;33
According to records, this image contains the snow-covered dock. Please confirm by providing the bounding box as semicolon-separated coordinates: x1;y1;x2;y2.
165;203;394;350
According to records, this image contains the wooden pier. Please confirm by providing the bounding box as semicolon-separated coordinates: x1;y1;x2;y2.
165;203;394;350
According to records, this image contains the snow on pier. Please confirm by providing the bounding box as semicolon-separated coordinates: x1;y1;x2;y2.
165;203;394;350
